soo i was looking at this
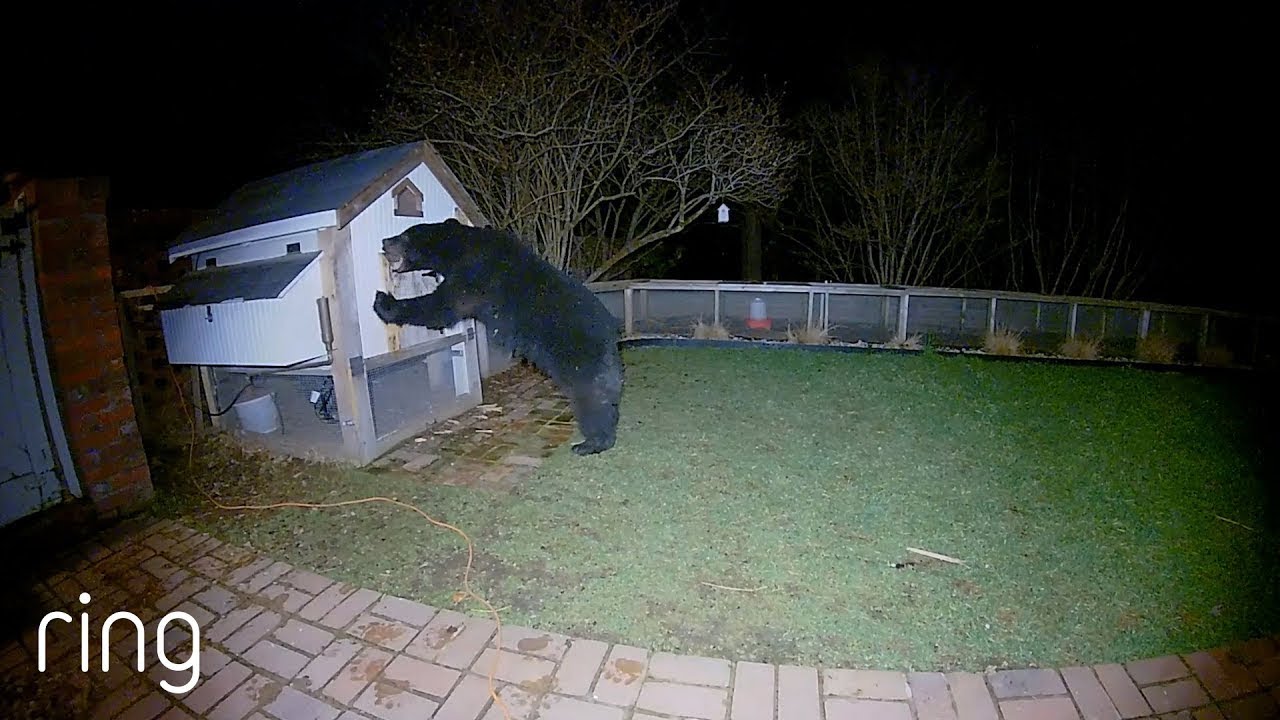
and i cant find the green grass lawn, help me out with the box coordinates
[153,346,1280,671]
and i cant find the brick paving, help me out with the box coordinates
[5,364,1280,719]
[2,517,1278,719]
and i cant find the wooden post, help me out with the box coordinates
[199,366,224,430]
[714,287,722,326]
[317,227,378,464]
[1068,303,1079,338]
[114,296,149,439]
[623,287,634,336]
[1198,314,1211,358]
[190,367,205,433]
[1139,309,1151,339]
[806,290,814,329]
[897,291,910,342]
[988,297,998,334]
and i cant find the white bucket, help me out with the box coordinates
[233,392,281,434]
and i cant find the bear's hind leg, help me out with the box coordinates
[567,355,623,456]
[570,395,619,456]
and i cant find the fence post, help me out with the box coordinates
[806,290,814,329]
[988,297,998,335]
[1139,309,1151,339]
[1198,314,1211,358]
[623,286,634,336]
[713,286,721,327]
[1068,303,1078,338]
[897,290,910,342]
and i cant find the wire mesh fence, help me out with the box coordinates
[589,280,1277,369]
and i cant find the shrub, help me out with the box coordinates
[885,333,924,350]
[1059,335,1101,360]
[983,327,1023,356]
[692,318,731,340]
[1136,334,1179,364]
[786,323,831,345]
[1198,344,1234,367]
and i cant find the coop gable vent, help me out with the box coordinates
[393,179,424,217]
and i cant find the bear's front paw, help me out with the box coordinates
[373,291,398,323]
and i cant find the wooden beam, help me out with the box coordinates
[199,366,225,430]
[118,284,173,298]
[317,226,378,464]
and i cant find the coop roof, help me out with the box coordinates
[169,141,486,261]
[155,251,321,309]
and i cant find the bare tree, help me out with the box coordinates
[358,0,799,281]
[784,61,1002,287]
[1005,151,1145,300]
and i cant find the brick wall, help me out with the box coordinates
[21,176,154,518]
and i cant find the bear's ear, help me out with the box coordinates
[443,218,461,226]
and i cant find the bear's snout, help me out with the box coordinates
[381,238,407,272]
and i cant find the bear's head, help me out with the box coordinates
[381,218,467,275]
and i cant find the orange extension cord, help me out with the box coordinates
[166,363,511,719]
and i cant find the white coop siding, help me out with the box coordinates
[159,259,328,366]
[349,162,470,357]
[191,230,320,269]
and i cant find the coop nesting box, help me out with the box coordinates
[155,141,514,465]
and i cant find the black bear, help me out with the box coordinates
[372,219,623,456]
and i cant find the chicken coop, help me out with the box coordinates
[155,141,514,465]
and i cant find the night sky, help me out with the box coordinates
[3,3,1267,311]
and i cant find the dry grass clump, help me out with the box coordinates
[1058,335,1101,360]
[786,323,832,345]
[983,327,1023,356]
[692,318,731,340]
[1136,334,1178,364]
[1198,344,1234,367]
[884,333,924,350]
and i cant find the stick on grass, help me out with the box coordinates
[905,547,966,565]
[1214,515,1256,532]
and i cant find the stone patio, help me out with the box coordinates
[366,362,578,493]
